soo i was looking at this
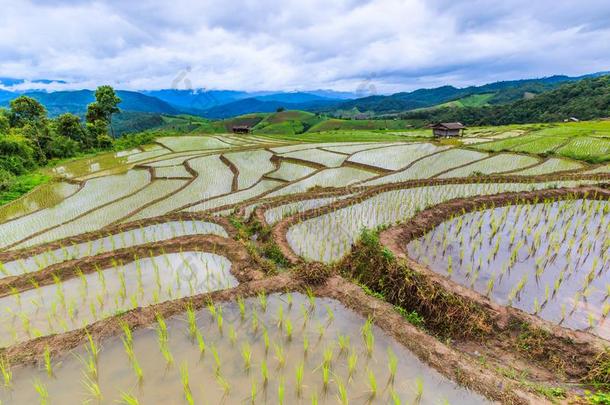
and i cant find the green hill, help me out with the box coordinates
[252,110,324,135]
[403,75,610,126]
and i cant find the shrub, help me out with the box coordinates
[46,136,79,158]
[0,168,15,191]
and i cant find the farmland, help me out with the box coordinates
[0,126,609,404]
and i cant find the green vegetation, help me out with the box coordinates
[254,129,428,143]
[253,111,324,135]
[0,86,122,204]
[470,121,610,163]
[307,117,417,132]
[0,172,49,205]
[433,93,495,109]
[403,75,610,126]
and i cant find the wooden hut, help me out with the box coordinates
[431,122,465,137]
[232,125,251,134]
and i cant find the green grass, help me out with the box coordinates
[509,136,568,154]
[255,129,431,143]
[307,118,416,132]
[439,93,496,108]
[252,111,325,135]
[0,172,50,205]
[471,136,536,152]
[469,121,610,162]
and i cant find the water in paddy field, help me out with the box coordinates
[0,220,228,278]
[0,252,236,347]
[408,199,610,339]
[0,294,489,404]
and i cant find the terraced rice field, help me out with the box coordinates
[407,198,610,339]
[285,180,599,263]
[1,133,609,404]
[0,294,487,404]
[1,219,228,277]
[0,251,236,347]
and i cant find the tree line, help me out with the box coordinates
[0,86,121,191]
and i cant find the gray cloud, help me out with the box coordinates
[1,0,609,93]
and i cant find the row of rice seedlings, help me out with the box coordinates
[0,220,227,278]
[0,250,236,347]
[264,197,347,226]
[408,197,610,337]
[286,180,597,263]
[0,294,480,404]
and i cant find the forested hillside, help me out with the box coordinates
[403,75,610,125]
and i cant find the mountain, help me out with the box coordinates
[253,92,336,103]
[0,90,178,116]
[402,74,610,125]
[142,89,249,112]
[329,73,610,115]
[202,97,339,119]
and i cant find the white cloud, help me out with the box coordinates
[0,0,609,93]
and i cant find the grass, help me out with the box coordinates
[256,129,430,143]
[0,172,50,205]
[471,120,610,163]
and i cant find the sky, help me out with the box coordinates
[1,0,610,94]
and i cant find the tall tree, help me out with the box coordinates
[86,85,121,138]
[55,113,88,146]
[9,96,47,128]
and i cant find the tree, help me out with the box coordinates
[86,102,105,123]
[95,85,122,119]
[0,109,9,134]
[9,96,47,128]
[46,136,79,158]
[86,119,113,148]
[86,85,121,138]
[55,113,88,146]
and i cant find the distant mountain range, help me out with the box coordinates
[0,72,608,119]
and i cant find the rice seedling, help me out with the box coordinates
[82,372,103,401]
[229,325,237,346]
[215,373,231,397]
[278,377,285,405]
[118,392,140,405]
[285,318,293,341]
[43,346,53,377]
[211,344,222,374]
[180,362,194,405]
[237,296,246,320]
[368,368,378,398]
[292,361,304,396]
[0,357,12,387]
[250,378,257,403]
[33,379,49,404]
[258,292,268,312]
[415,377,424,403]
[241,342,252,371]
[388,348,398,383]
[322,362,331,391]
[186,303,198,339]
[348,351,358,380]
[260,358,269,386]
[195,329,206,355]
[274,344,286,369]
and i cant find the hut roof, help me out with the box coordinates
[431,122,466,130]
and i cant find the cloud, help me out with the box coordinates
[1,0,609,93]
